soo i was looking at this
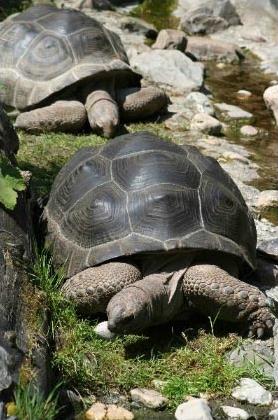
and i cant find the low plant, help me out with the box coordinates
[13,383,60,420]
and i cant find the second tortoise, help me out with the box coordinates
[44,132,276,337]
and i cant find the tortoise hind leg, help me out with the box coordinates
[15,100,87,133]
[61,260,142,315]
[183,263,274,338]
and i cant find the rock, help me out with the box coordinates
[169,92,214,116]
[222,151,249,164]
[164,112,190,131]
[237,90,252,99]
[130,388,168,409]
[153,29,187,51]
[151,379,167,391]
[175,398,213,420]
[221,405,250,419]
[214,103,253,122]
[257,238,278,262]
[94,321,116,340]
[228,339,274,377]
[240,125,258,136]
[190,112,222,135]
[120,16,157,39]
[85,402,106,420]
[130,50,204,95]
[256,190,278,210]
[264,85,278,124]
[231,378,272,405]
[0,347,13,392]
[186,36,244,63]
[270,408,278,419]
[179,0,241,35]
[55,0,114,9]
[106,405,134,420]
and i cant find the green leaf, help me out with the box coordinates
[0,158,26,210]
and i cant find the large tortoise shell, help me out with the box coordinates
[45,132,257,278]
[0,5,132,110]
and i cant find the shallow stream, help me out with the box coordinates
[132,0,278,221]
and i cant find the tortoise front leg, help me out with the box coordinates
[15,100,87,133]
[183,263,275,338]
[117,86,168,121]
[61,261,142,315]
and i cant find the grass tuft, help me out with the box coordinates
[13,383,60,420]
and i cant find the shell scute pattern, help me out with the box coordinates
[45,132,257,277]
[0,5,130,110]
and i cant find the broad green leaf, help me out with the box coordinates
[0,158,26,210]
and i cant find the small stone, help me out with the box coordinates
[214,103,253,122]
[106,404,134,420]
[256,190,278,210]
[175,398,213,420]
[240,125,258,136]
[130,388,168,409]
[94,321,116,340]
[120,16,157,39]
[190,113,222,135]
[270,408,278,419]
[273,400,278,408]
[231,378,272,405]
[237,90,252,98]
[217,63,226,69]
[270,80,278,86]
[221,405,250,419]
[85,402,106,420]
[222,151,249,164]
[153,29,187,51]
[168,92,214,116]
[151,379,167,391]
[186,37,243,63]
[164,112,190,131]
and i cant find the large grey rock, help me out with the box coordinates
[153,29,187,52]
[270,407,278,419]
[179,0,241,35]
[221,405,250,419]
[130,388,168,409]
[175,398,213,420]
[186,36,244,63]
[264,85,278,125]
[0,346,13,392]
[231,378,272,405]
[130,50,204,95]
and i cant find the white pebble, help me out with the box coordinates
[94,321,116,340]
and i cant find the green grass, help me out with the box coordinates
[30,251,275,408]
[13,383,60,420]
[17,131,107,197]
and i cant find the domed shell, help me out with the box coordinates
[45,132,257,278]
[0,5,133,110]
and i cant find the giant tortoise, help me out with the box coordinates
[44,131,275,337]
[0,5,167,138]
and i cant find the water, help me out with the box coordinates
[205,60,278,192]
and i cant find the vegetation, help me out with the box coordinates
[131,0,179,31]
[0,156,26,209]
[0,0,32,21]
[13,383,60,420]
